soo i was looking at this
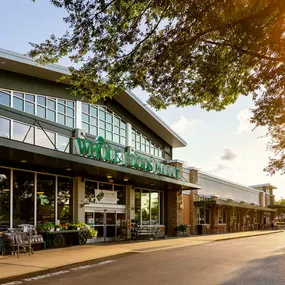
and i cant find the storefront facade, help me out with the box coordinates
[183,169,277,234]
[0,48,199,239]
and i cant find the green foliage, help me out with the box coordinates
[175,224,187,232]
[36,222,54,231]
[29,0,285,175]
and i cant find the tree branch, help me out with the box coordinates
[204,40,285,62]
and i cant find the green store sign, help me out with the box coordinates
[73,136,181,179]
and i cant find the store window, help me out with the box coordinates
[141,190,150,225]
[57,177,73,223]
[13,170,34,226]
[218,209,227,224]
[0,88,75,128]
[13,121,34,144]
[151,192,159,225]
[37,174,55,223]
[114,185,126,205]
[82,103,127,145]
[85,181,96,203]
[0,117,10,139]
[0,167,10,228]
[0,90,11,106]
[199,208,210,224]
[135,190,141,225]
[135,188,163,225]
[132,128,163,158]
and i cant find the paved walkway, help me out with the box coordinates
[0,230,283,282]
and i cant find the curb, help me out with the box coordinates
[0,252,135,284]
[212,230,284,242]
[0,230,283,284]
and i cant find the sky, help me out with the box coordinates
[0,0,284,198]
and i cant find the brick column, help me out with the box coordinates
[189,190,198,234]
[167,190,183,236]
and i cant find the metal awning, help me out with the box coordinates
[194,200,276,212]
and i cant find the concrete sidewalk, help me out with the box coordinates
[0,230,283,283]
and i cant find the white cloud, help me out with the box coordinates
[205,147,239,174]
[220,147,238,161]
[171,116,198,134]
[236,109,253,134]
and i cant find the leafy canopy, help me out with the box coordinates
[29,0,285,174]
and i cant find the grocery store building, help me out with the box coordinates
[0,48,200,241]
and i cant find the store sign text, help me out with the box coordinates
[73,137,181,179]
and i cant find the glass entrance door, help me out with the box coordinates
[85,210,126,242]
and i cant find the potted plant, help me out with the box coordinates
[175,224,188,237]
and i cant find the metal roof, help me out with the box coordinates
[0,48,187,148]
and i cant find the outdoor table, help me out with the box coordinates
[39,230,88,248]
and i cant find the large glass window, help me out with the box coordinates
[0,88,75,128]
[57,177,73,223]
[114,185,125,205]
[13,121,34,144]
[13,170,34,226]
[199,208,210,224]
[0,117,10,138]
[85,181,97,203]
[36,128,55,149]
[82,103,127,145]
[135,189,163,225]
[151,192,159,225]
[135,189,141,225]
[132,128,163,158]
[141,191,150,225]
[218,209,227,224]
[0,168,10,228]
[37,174,55,223]
[0,90,11,106]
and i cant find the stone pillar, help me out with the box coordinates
[189,168,199,184]
[211,206,219,233]
[73,176,85,223]
[126,185,135,220]
[189,190,198,234]
[167,190,183,236]
[270,195,275,206]
[227,208,234,231]
[265,194,269,206]
[259,192,265,207]
[240,209,245,228]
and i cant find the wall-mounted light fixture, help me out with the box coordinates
[20,160,27,163]
[123,176,129,182]
[107,174,112,179]
[108,179,114,183]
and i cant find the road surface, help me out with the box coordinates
[6,232,285,285]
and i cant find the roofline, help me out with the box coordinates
[124,90,187,147]
[249,183,278,190]
[0,48,186,148]
[198,170,263,194]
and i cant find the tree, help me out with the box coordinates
[29,0,285,174]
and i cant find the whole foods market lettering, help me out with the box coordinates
[73,136,181,179]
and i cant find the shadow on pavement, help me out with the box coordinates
[220,246,285,285]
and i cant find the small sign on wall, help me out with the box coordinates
[95,189,117,204]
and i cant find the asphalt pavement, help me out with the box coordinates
[5,231,285,285]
